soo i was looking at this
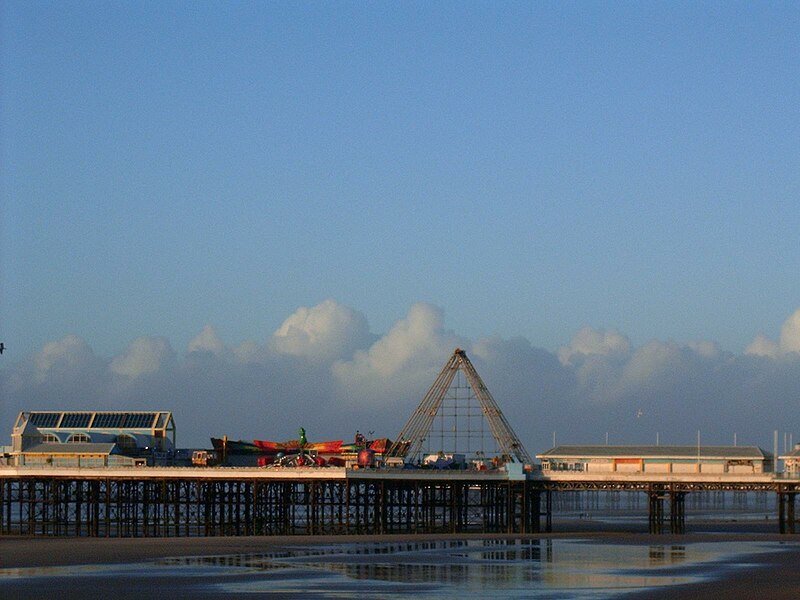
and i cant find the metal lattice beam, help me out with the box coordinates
[387,348,533,463]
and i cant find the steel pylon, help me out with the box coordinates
[387,348,533,463]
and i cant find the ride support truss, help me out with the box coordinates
[387,348,534,464]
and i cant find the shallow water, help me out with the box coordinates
[0,538,789,599]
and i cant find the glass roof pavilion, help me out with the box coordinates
[13,410,176,450]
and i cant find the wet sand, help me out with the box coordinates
[3,531,800,599]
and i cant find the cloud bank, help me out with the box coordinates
[3,300,800,452]
[746,308,800,358]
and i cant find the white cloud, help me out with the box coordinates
[32,335,99,384]
[110,336,175,378]
[746,308,800,357]
[3,303,800,449]
[745,333,780,358]
[780,308,800,354]
[1,335,110,421]
[618,340,684,390]
[187,325,225,355]
[332,303,463,406]
[271,299,372,363]
[558,327,631,365]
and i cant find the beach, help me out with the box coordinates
[3,531,800,599]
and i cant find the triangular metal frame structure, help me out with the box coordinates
[387,348,533,463]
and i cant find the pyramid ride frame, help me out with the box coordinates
[387,348,533,464]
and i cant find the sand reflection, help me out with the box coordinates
[0,538,786,599]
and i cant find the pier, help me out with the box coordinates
[2,466,799,537]
[0,467,538,537]
[539,471,800,534]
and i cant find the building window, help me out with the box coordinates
[41,433,60,443]
[67,433,91,443]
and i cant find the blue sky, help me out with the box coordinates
[2,3,800,448]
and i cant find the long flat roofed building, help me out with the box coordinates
[537,445,773,475]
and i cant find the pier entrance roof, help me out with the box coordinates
[11,411,176,453]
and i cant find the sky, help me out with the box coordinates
[1,3,799,451]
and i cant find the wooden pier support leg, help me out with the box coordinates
[529,486,541,533]
[649,490,665,534]
[669,492,686,534]
[450,482,459,534]
[789,493,796,535]
[779,492,786,534]
[90,480,100,537]
[380,481,388,535]
[0,479,6,535]
[506,483,514,534]
[545,490,553,532]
